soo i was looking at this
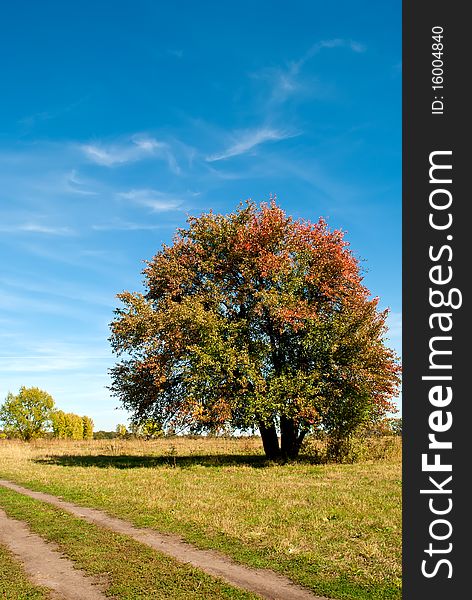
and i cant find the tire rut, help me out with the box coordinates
[0,507,108,600]
[0,479,329,600]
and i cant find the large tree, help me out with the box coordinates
[109,201,400,459]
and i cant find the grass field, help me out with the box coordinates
[0,485,257,599]
[0,437,402,600]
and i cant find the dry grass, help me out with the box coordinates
[0,437,401,600]
[0,486,258,600]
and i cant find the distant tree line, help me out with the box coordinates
[0,386,402,446]
[0,387,94,441]
[94,421,165,440]
[96,418,403,440]
[51,410,94,440]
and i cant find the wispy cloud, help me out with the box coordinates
[0,291,85,322]
[80,134,181,173]
[0,275,114,309]
[117,189,183,212]
[0,222,74,236]
[254,38,366,104]
[206,127,297,162]
[167,48,183,59]
[0,339,113,373]
[18,95,91,133]
[92,219,169,231]
[0,355,112,373]
[65,170,98,195]
[322,39,365,53]
[10,237,129,275]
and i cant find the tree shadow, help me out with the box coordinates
[33,453,297,469]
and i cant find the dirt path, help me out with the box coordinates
[0,479,329,600]
[0,507,108,600]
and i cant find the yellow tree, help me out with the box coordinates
[0,387,55,441]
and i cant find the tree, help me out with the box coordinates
[0,387,55,441]
[51,409,67,438]
[82,416,94,439]
[110,201,401,460]
[66,413,84,439]
[51,410,93,440]
[116,423,128,438]
[390,417,402,436]
[140,419,164,439]
[94,430,117,440]
[125,420,163,439]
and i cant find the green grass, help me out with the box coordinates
[0,438,402,600]
[0,486,258,600]
[0,543,50,599]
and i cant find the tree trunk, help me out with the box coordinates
[280,416,306,460]
[258,420,280,459]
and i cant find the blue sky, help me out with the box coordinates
[0,1,401,430]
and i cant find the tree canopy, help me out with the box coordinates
[0,388,94,442]
[109,201,401,459]
[51,410,94,440]
[0,387,55,441]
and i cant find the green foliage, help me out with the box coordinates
[93,430,118,440]
[51,410,93,440]
[0,387,55,441]
[68,413,84,439]
[82,415,94,439]
[51,410,82,439]
[110,201,401,460]
[115,424,128,438]
[0,390,94,442]
[125,420,164,439]
[50,410,67,438]
[141,420,164,439]
[301,432,402,464]
[358,417,402,438]
[389,417,402,436]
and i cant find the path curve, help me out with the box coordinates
[0,479,329,600]
[0,507,108,600]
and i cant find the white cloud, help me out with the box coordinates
[18,96,90,132]
[132,138,160,152]
[0,275,114,309]
[0,223,74,236]
[206,127,297,162]
[167,49,183,59]
[80,135,181,173]
[309,38,365,54]
[0,290,109,324]
[81,145,114,165]
[92,219,168,231]
[255,38,366,104]
[118,189,183,212]
[0,355,109,373]
[349,41,366,53]
[65,170,98,195]
[0,338,112,374]
[80,142,141,166]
